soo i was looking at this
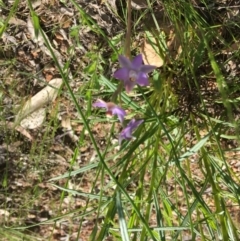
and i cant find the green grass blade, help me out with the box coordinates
[116,191,130,241]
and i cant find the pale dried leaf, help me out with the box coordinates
[142,28,181,66]
[60,6,74,16]
[166,29,182,57]
[20,108,46,129]
[32,0,42,9]
[142,40,164,67]
[0,209,10,217]
[61,116,71,130]
[9,17,26,26]
[13,125,34,141]
[131,0,147,10]
[15,78,63,124]
[2,32,17,45]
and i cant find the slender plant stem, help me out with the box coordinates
[111,0,132,103]
[125,0,132,58]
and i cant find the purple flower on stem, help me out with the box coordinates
[119,119,144,144]
[113,54,156,92]
[93,99,126,123]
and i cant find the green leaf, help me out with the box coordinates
[170,131,212,164]
[84,61,97,74]
[116,191,130,241]
[32,11,40,39]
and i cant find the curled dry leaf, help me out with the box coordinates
[15,78,63,124]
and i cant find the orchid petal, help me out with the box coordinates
[111,106,126,123]
[136,72,149,86]
[93,99,108,108]
[121,128,132,138]
[124,80,136,93]
[113,68,129,82]
[119,128,132,145]
[118,55,132,68]
[131,54,143,69]
[119,119,144,144]
[114,54,156,92]
[128,119,144,130]
[140,65,156,73]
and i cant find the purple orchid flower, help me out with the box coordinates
[119,119,144,144]
[113,54,156,92]
[93,99,126,123]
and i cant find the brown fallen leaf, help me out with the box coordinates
[14,125,34,141]
[141,39,164,67]
[141,29,181,67]
[60,15,72,29]
[0,121,34,141]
